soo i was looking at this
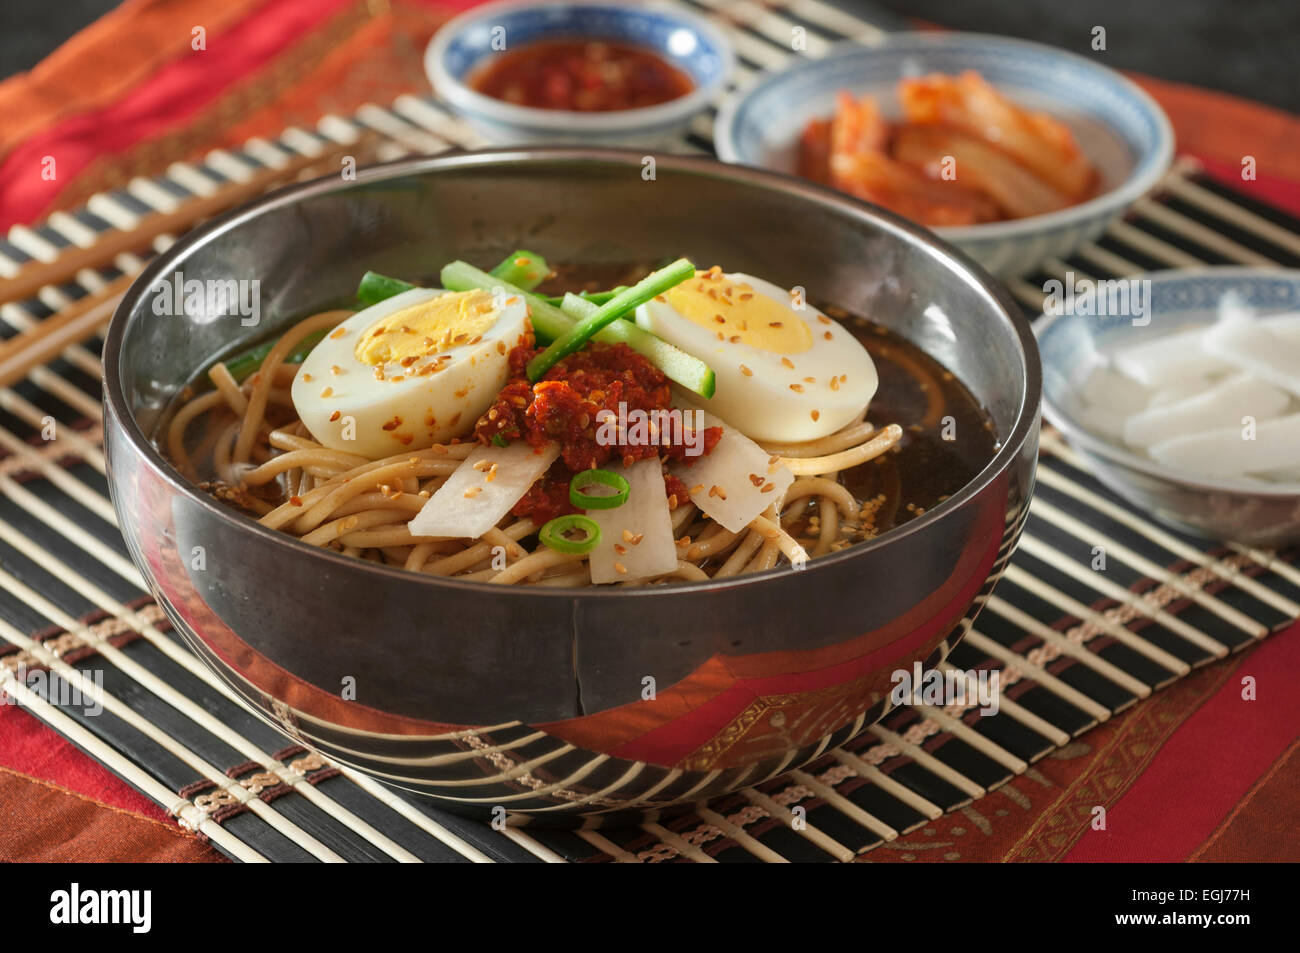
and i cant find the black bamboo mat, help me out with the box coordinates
[2,0,1298,862]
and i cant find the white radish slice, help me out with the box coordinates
[1072,404,1128,442]
[1149,412,1300,478]
[1203,318,1300,397]
[1111,326,1233,387]
[672,410,794,533]
[1079,364,1151,415]
[408,441,559,539]
[1262,311,1300,344]
[1122,375,1290,448]
[1149,375,1215,407]
[586,459,677,585]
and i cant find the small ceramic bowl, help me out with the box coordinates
[714,32,1174,278]
[1037,267,1300,547]
[425,0,733,147]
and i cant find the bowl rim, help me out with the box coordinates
[1036,265,1300,499]
[712,30,1175,243]
[424,0,735,133]
[103,146,1041,600]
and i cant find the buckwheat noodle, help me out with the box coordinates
[163,310,912,585]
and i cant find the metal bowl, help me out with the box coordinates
[102,149,1040,825]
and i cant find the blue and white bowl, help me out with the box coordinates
[714,33,1174,278]
[426,0,733,147]
[1036,267,1300,546]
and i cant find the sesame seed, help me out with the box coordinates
[302,373,313,382]
[811,410,820,421]
[804,376,815,383]
[331,365,343,375]
[614,562,628,575]
[689,484,704,495]
[830,378,840,391]
[790,383,804,393]
[824,331,833,340]
[320,387,333,397]
[329,327,347,339]
[817,315,831,325]
[473,460,493,471]
[740,365,753,377]
[464,486,482,498]
[329,410,341,422]
[290,495,303,507]
[497,341,507,355]
[614,543,627,555]
[781,357,794,369]
[729,335,741,343]
[761,482,775,493]
[739,293,753,300]
[713,314,726,324]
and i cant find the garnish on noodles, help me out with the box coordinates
[163,249,992,586]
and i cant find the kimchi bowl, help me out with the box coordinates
[714,33,1174,278]
[103,149,1039,824]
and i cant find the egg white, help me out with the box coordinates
[291,288,530,459]
[636,272,877,442]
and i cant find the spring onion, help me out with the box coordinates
[356,271,416,306]
[224,328,328,382]
[560,294,716,399]
[539,514,601,554]
[489,250,550,290]
[525,258,695,381]
[570,468,630,509]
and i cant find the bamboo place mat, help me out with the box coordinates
[2,0,1299,863]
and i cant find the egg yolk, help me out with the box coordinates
[663,273,813,354]
[354,289,501,367]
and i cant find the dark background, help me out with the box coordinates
[1,0,1296,112]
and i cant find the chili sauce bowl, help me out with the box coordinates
[425,0,734,147]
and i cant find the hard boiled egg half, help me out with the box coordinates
[635,271,877,442]
[292,287,530,459]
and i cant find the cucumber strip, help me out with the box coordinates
[356,272,415,306]
[439,260,572,342]
[561,294,716,399]
[526,258,694,381]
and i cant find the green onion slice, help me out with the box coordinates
[539,514,601,554]
[570,468,630,509]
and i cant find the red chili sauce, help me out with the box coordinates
[474,342,721,524]
[469,39,693,112]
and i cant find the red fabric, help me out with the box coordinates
[1064,620,1300,862]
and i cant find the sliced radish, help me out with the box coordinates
[408,440,559,539]
[1123,374,1289,448]
[672,409,794,533]
[587,459,677,584]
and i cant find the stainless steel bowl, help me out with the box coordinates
[103,149,1040,825]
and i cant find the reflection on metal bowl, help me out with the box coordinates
[103,149,1040,825]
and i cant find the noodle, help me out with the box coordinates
[159,300,950,586]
